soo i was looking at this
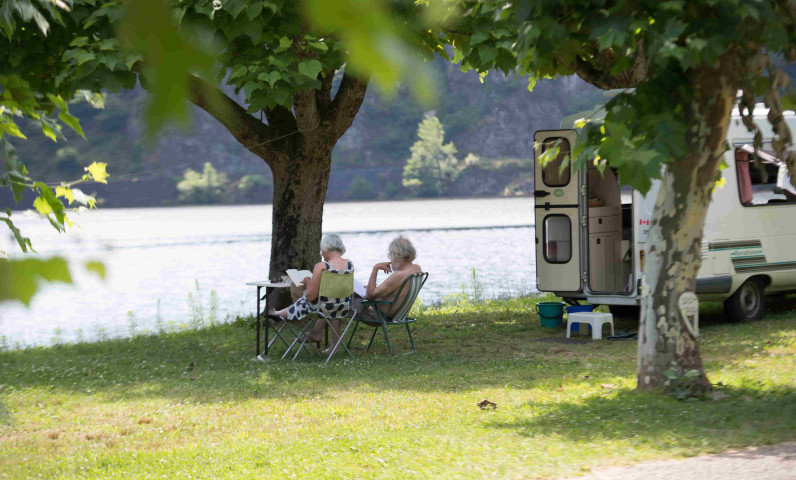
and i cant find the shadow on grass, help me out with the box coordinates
[484,386,796,450]
[0,321,592,404]
[1,301,794,407]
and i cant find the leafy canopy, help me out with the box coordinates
[444,0,796,192]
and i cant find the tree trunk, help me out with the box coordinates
[637,66,740,393]
[268,145,332,280]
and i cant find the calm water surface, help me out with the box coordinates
[0,198,536,347]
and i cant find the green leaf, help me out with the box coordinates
[0,257,72,306]
[246,2,263,20]
[477,45,497,64]
[0,216,34,253]
[75,50,96,65]
[275,36,292,53]
[243,19,262,43]
[98,38,118,51]
[308,41,328,53]
[0,121,27,139]
[229,64,248,79]
[243,80,260,98]
[58,112,85,139]
[297,59,322,80]
[33,196,53,215]
[87,162,109,184]
[55,186,75,205]
[70,36,89,47]
[271,88,289,107]
[257,71,281,86]
[124,53,144,70]
[85,260,106,279]
[470,31,489,45]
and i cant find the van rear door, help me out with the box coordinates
[534,130,582,293]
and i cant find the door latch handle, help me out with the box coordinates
[534,190,551,198]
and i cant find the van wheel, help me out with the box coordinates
[725,278,765,322]
[608,305,640,319]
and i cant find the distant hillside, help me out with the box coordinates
[4,58,603,208]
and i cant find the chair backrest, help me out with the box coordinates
[387,272,429,321]
[319,270,354,299]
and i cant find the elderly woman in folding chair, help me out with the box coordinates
[268,234,354,355]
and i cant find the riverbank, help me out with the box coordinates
[1,297,794,479]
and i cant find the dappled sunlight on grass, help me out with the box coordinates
[1,295,794,478]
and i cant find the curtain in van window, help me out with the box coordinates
[736,151,753,205]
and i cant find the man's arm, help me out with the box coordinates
[366,264,404,300]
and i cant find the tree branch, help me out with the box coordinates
[185,75,276,163]
[564,43,648,90]
[324,69,370,140]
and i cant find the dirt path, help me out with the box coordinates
[561,442,796,480]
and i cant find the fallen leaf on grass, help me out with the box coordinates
[600,384,615,389]
[47,431,60,440]
[477,399,497,410]
[138,417,152,424]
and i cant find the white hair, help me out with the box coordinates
[320,234,346,254]
[388,236,416,263]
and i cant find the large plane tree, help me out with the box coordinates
[444,0,796,393]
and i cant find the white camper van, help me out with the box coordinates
[533,104,796,322]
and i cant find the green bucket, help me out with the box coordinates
[536,302,565,328]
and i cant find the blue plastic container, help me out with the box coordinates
[565,305,596,333]
[565,305,596,314]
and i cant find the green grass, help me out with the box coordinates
[1,295,795,479]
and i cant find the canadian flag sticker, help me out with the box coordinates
[639,219,650,226]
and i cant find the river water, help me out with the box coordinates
[0,197,536,347]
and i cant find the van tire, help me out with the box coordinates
[608,305,640,320]
[725,278,765,322]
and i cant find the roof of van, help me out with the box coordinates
[561,101,794,129]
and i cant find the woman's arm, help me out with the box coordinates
[303,262,327,302]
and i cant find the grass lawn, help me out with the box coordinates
[1,296,794,479]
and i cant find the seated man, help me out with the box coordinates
[358,236,422,320]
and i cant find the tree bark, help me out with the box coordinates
[637,57,742,393]
[268,146,332,278]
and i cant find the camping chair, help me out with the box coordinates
[283,270,357,364]
[267,314,320,357]
[346,272,428,356]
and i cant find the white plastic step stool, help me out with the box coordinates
[566,312,614,340]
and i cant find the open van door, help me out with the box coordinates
[534,130,582,293]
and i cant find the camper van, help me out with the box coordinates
[533,103,796,322]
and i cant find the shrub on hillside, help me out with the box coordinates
[402,115,461,197]
[176,162,229,204]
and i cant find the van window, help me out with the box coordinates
[736,147,796,206]
[543,215,572,263]
[541,138,571,187]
